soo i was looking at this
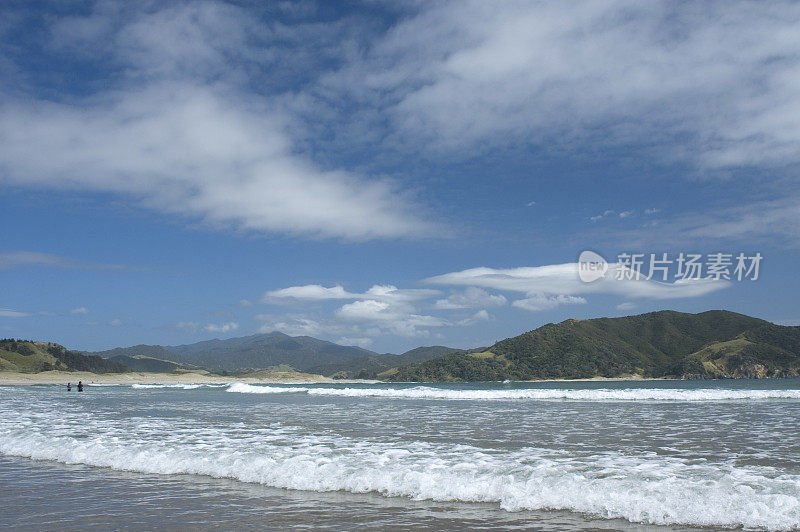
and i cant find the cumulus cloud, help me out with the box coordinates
[457,309,492,326]
[260,283,486,338]
[265,284,439,303]
[109,318,124,327]
[69,306,89,315]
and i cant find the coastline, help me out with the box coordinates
[0,370,664,386]
[0,370,362,386]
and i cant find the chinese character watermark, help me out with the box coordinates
[578,251,762,283]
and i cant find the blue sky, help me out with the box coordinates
[2,0,799,352]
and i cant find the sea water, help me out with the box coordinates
[1,379,799,530]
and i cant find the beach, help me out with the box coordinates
[0,370,656,386]
[2,379,799,530]
[0,370,343,386]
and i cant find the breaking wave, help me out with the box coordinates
[225,382,800,402]
[0,412,798,530]
[131,383,224,390]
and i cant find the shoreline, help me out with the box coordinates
[0,370,375,386]
[0,370,666,386]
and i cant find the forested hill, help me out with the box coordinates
[385,310,800,381]
[88,332,378,373]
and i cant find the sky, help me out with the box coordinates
[1,0,799,353]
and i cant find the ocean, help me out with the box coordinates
[1,379,799,530]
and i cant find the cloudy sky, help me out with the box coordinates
[2,0,799,352]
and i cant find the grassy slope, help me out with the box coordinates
[0,340,128,374]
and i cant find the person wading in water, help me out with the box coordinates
[77,381,83,392]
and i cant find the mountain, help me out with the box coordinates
[1,339,127,373]
[106,355,196,373]
[308,346,467,379]
[385,311,800,381]
[89,332,378,373]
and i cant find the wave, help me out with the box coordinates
[226,382,800,402]
[131,383,224,390]
[0,414,797,530]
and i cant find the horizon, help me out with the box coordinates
[2,1,800,352]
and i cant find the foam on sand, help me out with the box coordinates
[0,408,798,530]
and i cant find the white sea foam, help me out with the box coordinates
[131,383,224,390]
[226,382,800,402]
[0,408,798,530]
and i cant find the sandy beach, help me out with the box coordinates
[0,370,659,386]
[0,370,349,386]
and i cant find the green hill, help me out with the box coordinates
[1,339,128,373]
[89,332,378,373]
[385,311,800,381]
[106,354,195,373]
[308,346,466,379]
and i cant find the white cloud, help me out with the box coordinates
[615,196,800,247]
[426,262,728,305]
[335,1,800,169]
[434,287,506,309]
[109,318,124,327]
[0,4,434,241]
[263,283,446,337]
[204,321,239,333]
[0,251,126,271]
[590,210,617,223]
[457,309,491,325]
[0,309,31,318]
[335,300,447,337]
[337,336,374,349]
[512,295,587,312]
[265,284,439,303]
[69,306,89,315]
[616,302,637,311]
[0,85,432,240]
[265,284,357,301]
[176,321,239,333]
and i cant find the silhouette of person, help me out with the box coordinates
[77,381,84,392]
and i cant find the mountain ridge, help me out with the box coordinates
[385,310,800,381]
[87,332,378,373]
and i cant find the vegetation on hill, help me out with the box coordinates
[107,354,195,373]
[1,339,128,373]
[89,332,377,373]
[385,311,800,381]
[309,346,466,379]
